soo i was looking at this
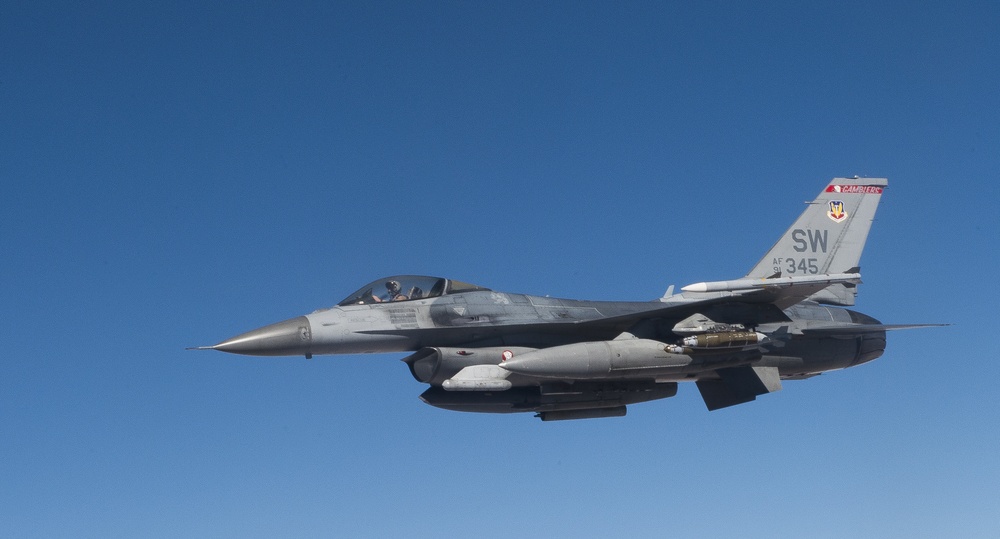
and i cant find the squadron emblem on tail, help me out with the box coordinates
[827,200,848,223]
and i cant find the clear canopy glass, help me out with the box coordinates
[337,275,490,306]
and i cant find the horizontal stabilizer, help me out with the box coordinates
[696,366,782,411]
[801,323,949,335]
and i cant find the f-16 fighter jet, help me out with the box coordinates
[195,178,940,420]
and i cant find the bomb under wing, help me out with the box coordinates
[194,177,944,420]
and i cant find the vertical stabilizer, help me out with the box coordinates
[744,178,887,305]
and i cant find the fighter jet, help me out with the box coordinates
[194,178,940,420]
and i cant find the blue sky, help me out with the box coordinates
[2,1,998,537]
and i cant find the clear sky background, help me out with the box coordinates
[3,2,998,537]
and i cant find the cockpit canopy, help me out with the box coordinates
[337,275,491,306]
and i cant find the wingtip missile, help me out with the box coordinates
[681,272,862,293]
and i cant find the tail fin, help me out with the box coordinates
[744,177,887,306]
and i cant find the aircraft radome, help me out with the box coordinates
[193,178,942,421]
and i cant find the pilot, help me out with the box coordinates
[374,280,408,302]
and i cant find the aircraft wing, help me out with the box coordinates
[678,271,863,309]
[574,272,864,330]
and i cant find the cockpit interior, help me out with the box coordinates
[337,275,491,306]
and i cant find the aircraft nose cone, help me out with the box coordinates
[210,316,312,356]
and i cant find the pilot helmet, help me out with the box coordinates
[386,280,401,293]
